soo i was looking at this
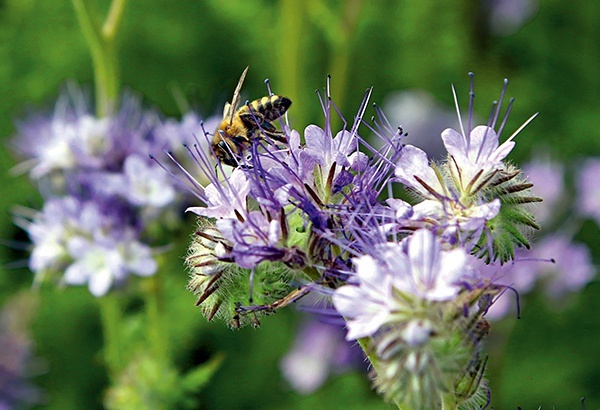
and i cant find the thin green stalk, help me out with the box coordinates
[102,0,126,40]
[71,0,126,116]
[98,294,125,380]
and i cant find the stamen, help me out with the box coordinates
[264,77,273,96]
[506,112,539,143]
[497,98,514,139]
[468,72,475,137]
[452,83,467,144]
[491,78,509,130]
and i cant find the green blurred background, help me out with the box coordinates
[1,0,600,408]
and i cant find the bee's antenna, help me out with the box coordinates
[229,66,249,125]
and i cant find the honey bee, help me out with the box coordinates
[211,66,292,166]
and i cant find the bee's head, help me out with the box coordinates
[211,132,240,167]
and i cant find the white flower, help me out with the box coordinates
[333,230,468,340]
[395,145,444,199]
[442,125,515,192]
[333,255,394,340]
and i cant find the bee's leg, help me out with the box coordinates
[260,123,288,144]
[234,284,312,315]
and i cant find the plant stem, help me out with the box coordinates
[102,0,126,40]
[143,268,170,367]
[278,0,306,128]
[98,294,124,380]
[71,0,126,117]
[327,0,363,121]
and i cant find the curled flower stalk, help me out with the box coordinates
[167,73,539,407]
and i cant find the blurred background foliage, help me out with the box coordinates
[1,0,599,408]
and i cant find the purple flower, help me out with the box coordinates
[395,144,502,242]
[216,211,282,269]
[304,125,365,171]
[531,235,594,297]
[11,83,224,295]
[121,155,176,208]
[394,76,539,263]
[443,125,515,191]
[383,89,460,159]
[395,145,445,199]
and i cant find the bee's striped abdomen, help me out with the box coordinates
[247,95,292,121]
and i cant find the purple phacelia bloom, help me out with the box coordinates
[216,211,283,269]
[13,86,157,179]
[64,234,156,297]
[532,234,594,297]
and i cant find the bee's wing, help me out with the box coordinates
[228,66,249,125]
[223,102,232,119]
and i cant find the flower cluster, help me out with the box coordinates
[174,74,540,406]
[12,84,218,296]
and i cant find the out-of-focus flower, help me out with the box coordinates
[576,158,600,225]
[523,157,564,225]
[384,89,460,159]
[17,196,157,297]
[280,318,363,394]
[533,234,594,297]
[0,293,43,408]
[483,0,539,35]
[474,233,594,320]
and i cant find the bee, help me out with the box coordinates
[211,66,292,166]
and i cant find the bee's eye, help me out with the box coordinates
[217,140,229,151]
